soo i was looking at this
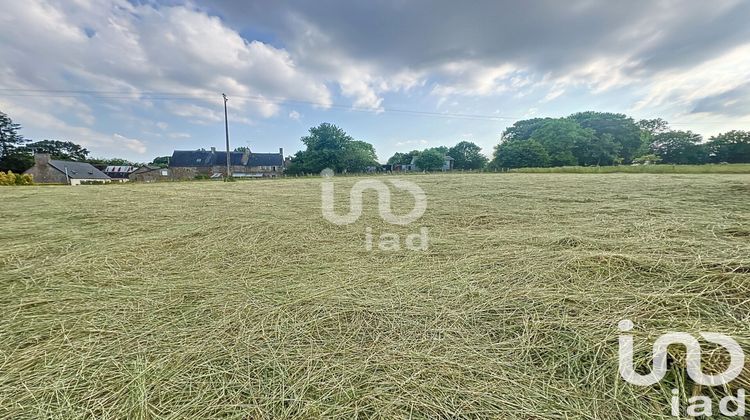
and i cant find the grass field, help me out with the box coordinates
[2,173,750,418]
[508,163,750,174]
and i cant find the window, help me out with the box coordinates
[161,170,168,176]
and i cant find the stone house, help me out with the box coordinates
[24,153,111,185]
[169,147,285,179]
[128,165,171,182]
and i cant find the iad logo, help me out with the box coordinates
[618,319,746,417]
[320,168,428,251]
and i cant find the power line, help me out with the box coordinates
[0,88,521,122]
[1,87,749,125]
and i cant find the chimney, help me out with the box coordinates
[279,147,284,157]
[210,147,216,153]
[34,153,50,166]
[241,148,250,165]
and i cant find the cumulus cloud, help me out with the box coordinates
[2,0,750,158]
[206,0,750,110]
[0,0,332,154]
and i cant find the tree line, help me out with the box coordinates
[0,111,166,172]
[3,108,749,175]
[284,123,489,174]
[490,112,750,169]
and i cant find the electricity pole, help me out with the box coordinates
[222,93,230,178]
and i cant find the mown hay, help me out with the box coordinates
[1,173,749,418]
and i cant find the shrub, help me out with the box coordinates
[15,173,33,185]
[0,171,17,186]
[0,171,33,186]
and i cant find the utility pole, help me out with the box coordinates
[222,93,230,178]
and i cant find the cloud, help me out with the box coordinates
[395,139,429,147]
[206,0,750,107]
[0,0,333,154]
[112,134,147,154]
[288,110,301,120]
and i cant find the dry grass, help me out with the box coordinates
[1,173,749,419]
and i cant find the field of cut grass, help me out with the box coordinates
[1,173,750,418]
[509,163,750,174]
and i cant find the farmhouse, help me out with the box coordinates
[24,153,111,185]
[169,147,285,179]
[128,165,171,182]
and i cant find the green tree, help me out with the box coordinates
[0,152,33,173]
[150,156,171,167]
[27,140,90,161]
[706,130,750,163]
[649,131,707,164]
[502,118,554,142]
[0,111,31,172]
[0,111,26,159]
[568,112,642,163]
[527,119,593,166]
[286,123,378,174]
[491,140,550,169]
[341,140,379,172]
[387,150,420,165]
[413,148,445,171]
[448,141,488,170]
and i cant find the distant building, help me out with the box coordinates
[169,147,285,179]
[129,165,171,182]
[103,165,137,182]
[24,153,111,185]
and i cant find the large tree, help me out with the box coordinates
[0,111,32,173]
[0,111,25,158]
[568,112,642,163]
[27,140,90,161]
[413,148,445,171]
[491,140,550,169]
[286,123,378,174]
[528,119,596,166]
[649,131,707,164]
[448,141,488,170]
[501,118,554,142]
[706,130,750,163]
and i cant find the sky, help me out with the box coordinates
[2,0,750,163]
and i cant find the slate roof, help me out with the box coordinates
[170,150,283,168]
[248,153,283,167]
[48,160,111,180]
[169,150,214,167]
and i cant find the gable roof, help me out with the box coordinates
[48,160,110,180]
[247,153,283,167]
[170,149,283,168]
[170,150,214,167]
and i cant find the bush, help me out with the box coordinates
[0,171,33,186]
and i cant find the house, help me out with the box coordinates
[129,165,171,182]
[169,147,285,179]
[103,165,137,182]
[24,153,111,185]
